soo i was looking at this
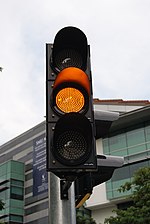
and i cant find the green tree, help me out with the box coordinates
[0,200,4,211]
[0,200,4,224]
[76,214,97,224]
[104,166,150,224]
[76,206,97,224]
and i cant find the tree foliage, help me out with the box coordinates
[0,200,4,211]
[104,166,150,224]
[0,200,4,224]
[76,214,97,224]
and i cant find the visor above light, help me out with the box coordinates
[52,67,90,114]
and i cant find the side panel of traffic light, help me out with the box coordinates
[46,27,97,179]
[75,155,124,208]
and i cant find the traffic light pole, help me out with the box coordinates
[48,172,76,224]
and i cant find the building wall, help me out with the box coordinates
[86,118,150,224]
[92,205,116,224]
[86,138,109,209]
[104,121,150,200]
[94,103,144,113]
[86,183,109,209]
[0,161,24,223]
[0,122,49,224]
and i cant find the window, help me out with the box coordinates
[145,125,150,153]
[145,125,150,142]
[10,186,24,200]
[111,166,130,182]
[109,134,127,152]
[130,160,149,176]
[11,179,24,187]
[117,201,133,210]
[10,214,23,222]
[106,161,150,200]
[127,128,146,154]
[103,123,150,200]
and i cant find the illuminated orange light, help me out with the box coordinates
[53,67,90,113]
[56,87,84,113]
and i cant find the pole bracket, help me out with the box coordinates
[60,180,72,200]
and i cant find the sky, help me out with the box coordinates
[0,0,150,145]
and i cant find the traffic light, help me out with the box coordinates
[75,111,123,208]
[75,155,124,208]
[46,26,97,180]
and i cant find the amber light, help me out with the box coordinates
[56,87,84,113]
[53,67,90,113]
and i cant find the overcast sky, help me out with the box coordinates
[0,0,150,145]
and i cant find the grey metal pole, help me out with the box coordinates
[48,172,76,224]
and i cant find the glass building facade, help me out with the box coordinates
[103,121,150,200]
[0,161,24,224]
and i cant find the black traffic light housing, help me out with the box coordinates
[46,26,97,180]
[75,110,122,208]
[94,110,119,139]
[75,154,124,208]
[51,26,88,73]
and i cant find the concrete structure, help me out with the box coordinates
[0,99,150,224]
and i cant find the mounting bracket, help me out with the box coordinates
[60,180,72,200]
